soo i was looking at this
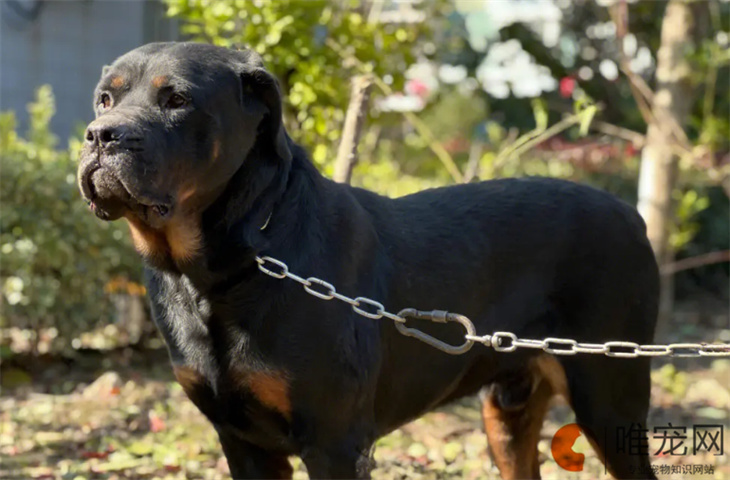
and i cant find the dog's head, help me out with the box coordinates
[78,42,290,262]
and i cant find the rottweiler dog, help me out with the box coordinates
[78,42,658,479]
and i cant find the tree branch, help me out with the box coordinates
[333,75,373,184]
[661,250,730,275]
[326,38,464,183]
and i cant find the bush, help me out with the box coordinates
[0,86,141,344]
[164,0,448,175]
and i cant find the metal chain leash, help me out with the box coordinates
[464,333,730,358]
[255,255,730,358]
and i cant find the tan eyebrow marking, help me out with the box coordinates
[152,75,168,88]
[110,76,125,88]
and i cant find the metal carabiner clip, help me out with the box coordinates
[394,308,476,355]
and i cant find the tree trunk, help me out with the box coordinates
[637,0,706,329]
[333,75,373,184]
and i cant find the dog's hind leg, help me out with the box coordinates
[480,360,555,479]
[561,356,656,479]
[555,250,658,479]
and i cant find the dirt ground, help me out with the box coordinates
[2,320,729,480]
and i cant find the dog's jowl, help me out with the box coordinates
[79,42,659,479]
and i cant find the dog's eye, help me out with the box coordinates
[165,93,188,109]
[99,93,112,110]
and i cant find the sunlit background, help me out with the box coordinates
[1,1,728,478]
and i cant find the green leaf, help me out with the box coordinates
[578,104,597,137]
[531,98,548,131]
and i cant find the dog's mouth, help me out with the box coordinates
[78,152,173,225]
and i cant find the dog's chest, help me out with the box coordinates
[153,274,292,445]
[171,362,291,442]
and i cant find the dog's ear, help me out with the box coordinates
[239,67,292,163]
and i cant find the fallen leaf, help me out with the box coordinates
[81,450,110,459]
[406,442,428,458]
[128,440,154,456]
[442,441,463,462]
[148,411,165,432]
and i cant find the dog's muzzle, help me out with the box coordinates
[78,118,172,224]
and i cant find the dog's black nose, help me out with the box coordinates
[85,123,125,148]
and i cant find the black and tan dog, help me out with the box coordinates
[78,42,658,479]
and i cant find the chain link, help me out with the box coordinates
[255,255,730,358]
[254,256,473,354]
[464,334,730,357]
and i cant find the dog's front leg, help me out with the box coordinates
[216,427,292,479]
[301,436,375,480]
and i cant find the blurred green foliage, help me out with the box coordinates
[164,0,448,176]
[0,87,141,340]
[1,1,727,351]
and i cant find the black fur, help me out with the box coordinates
[79,42,659,479]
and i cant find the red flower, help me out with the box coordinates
[624,143,639,157]
[406,79,429,98]
[559,77,576,98]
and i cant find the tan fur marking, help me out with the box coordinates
[125,215,167,258]
[110,76,125,88]
[125,210,202,264]
[165,216,202,262]
[248,371,292,419]
[211,139,221,161]
[152,75,168,88]
[173,366,205,396]
[479,355,570,479]
[481,375,554,479]
[231,368,292,419]
[533,354,570,402]
[481,398,521,478]
[177,185,197,207]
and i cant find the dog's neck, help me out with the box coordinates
[152,139,323,292]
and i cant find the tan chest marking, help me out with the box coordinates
[126,215,167,260]
[164,216,202,262]
[125,213,202,264]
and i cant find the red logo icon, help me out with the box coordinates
[551,423,585,472]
